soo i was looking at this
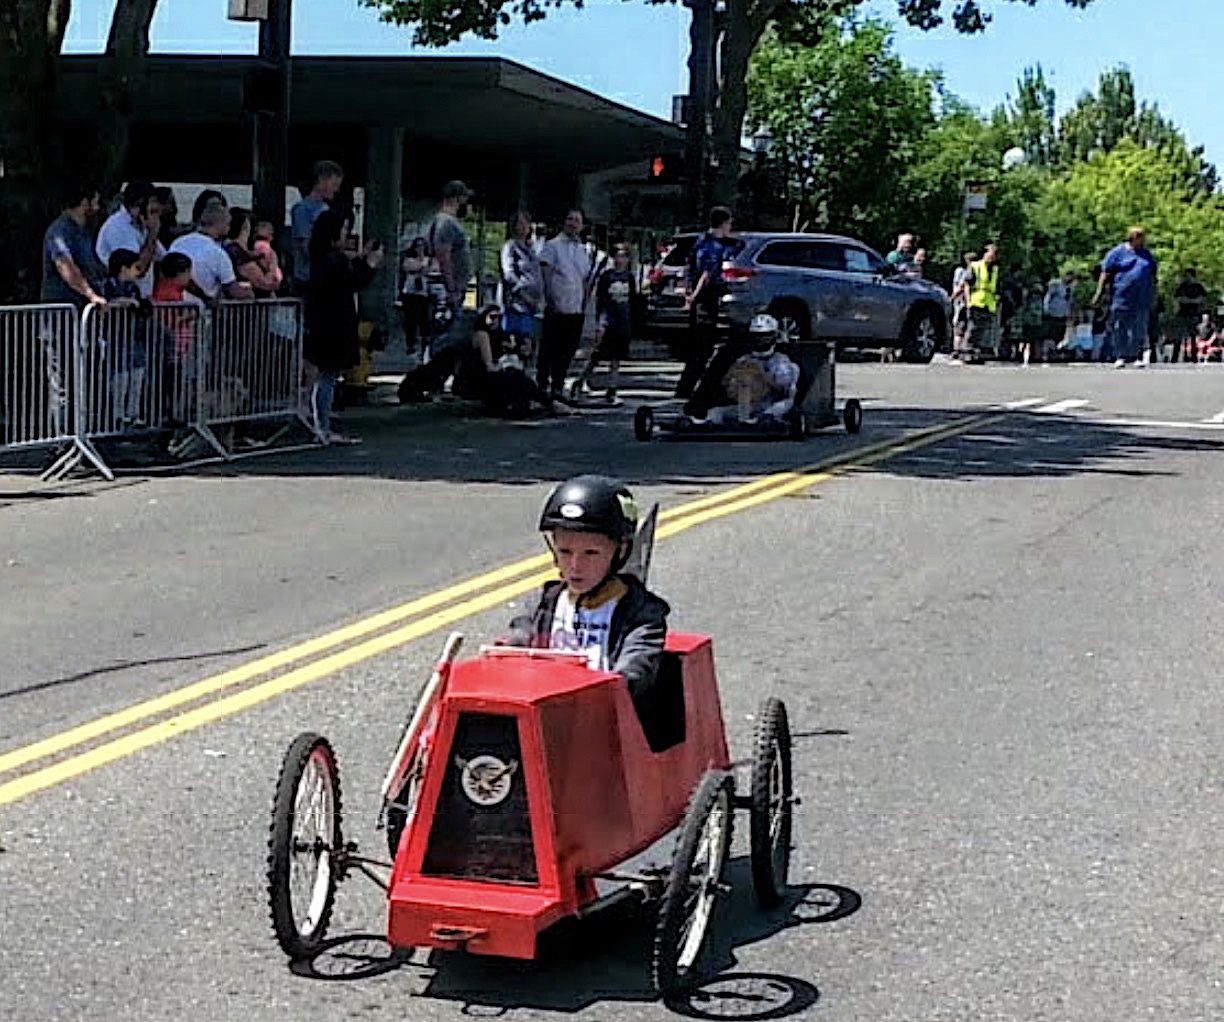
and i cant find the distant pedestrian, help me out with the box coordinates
[500,211,544,356]
[951,251,976,358]
[1094,227,1158,369]
[574,244,636,406]
[911,248,927,279]
[42,181,106,310]
[1035,271,1074,365]
[538,209,594,398]
[886,233,916,274]
[303,210,384,445]
[399,237,433,359]
[1172,268,1208,364]
[677,205,734,398]
[964,244,1001,361]
[290,160,344,294]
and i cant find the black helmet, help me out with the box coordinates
[539,475,638,542]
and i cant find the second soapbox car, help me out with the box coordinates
[266,628,795,996]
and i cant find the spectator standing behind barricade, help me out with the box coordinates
[252,220,286,297]
[574,244,636,406]
[1094,226,1158,369]
[964,243,1001,362]
[42,182,107,310]
[500,211,544,357]
[152,253,201,426]
[155,187,185,248]
[100,250,150,429]
[1172,268,1208,364]
[170,202,255,303]
[95,181,165,299]
[538,209,595,400]
[291,160,345,296]
[304,209,384,446]
[191,190,227,226]
[225,208,284,298]
[399,237,433,359]
[950,252,976,359]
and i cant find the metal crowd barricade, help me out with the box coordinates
[198,299,310,455]
[0,303,113,480]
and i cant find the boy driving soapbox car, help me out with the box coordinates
[265,477,797,997]
[635,314,863,442]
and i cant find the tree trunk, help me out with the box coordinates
[98,0,158,192]
[709,0,770,213]
[0,0,74,301]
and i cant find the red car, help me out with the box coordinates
[266,629,794,996]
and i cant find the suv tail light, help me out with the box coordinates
[722,265,757,282]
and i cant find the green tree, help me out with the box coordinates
[1040,140,1224,299]
[746,22,938,241]
[362,0,1101,215]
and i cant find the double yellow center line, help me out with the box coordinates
[0,413,998,807]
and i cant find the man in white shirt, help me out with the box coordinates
[95,181,165,298]
[169,202,253,302]
[537,209,594,397]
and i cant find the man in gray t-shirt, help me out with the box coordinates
[431,180,473,316]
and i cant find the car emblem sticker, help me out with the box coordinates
[456,754,519,807]
[559,502,584,519]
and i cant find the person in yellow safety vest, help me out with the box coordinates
[962,243,1000,362]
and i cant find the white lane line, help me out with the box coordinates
[1035,399,1090,414]
[1204,411,1224,424]
[1002,397,1048,409]
[1094,418,1224,432]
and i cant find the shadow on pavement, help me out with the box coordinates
[290,864,859,1018]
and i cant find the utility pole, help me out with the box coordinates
[251,0,292,231]
[684,0,718,224]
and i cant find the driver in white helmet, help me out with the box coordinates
[694,314,800,425]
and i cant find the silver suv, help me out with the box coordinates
[720,232,951,362]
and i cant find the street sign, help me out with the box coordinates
[963,184,989,213]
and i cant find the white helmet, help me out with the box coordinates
[748,313,779,352]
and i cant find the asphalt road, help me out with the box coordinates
[1,360,1222,1021]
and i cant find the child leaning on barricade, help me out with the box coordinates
[101,249,151,430]
[152,252,202,425]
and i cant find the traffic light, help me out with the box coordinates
[647,154,682,184]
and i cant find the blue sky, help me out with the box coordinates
[66,0,1223,165]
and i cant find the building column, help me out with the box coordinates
[362,125,405,350]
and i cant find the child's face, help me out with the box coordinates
[614,251,631,271]
[255,222,274,241]
[170,271,192,290]
[119,265,141,283]
[551,528,619,595]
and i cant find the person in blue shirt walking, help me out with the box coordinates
[1094,227,1158,368]
[676,206,734,398]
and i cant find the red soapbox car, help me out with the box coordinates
[266,624,795,996]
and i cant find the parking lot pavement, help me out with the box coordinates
[3,360,1224,1021]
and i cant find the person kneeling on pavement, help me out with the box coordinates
[686,314,800,426]
[453,304,571,418]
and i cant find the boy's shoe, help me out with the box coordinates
[1114,359,1127,368]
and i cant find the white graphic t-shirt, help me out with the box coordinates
[548,584,623,670]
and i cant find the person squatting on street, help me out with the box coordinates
[303,209,384,445]
[677,205,734,398]
[574,244,637,406]
[454,304,570,419]
[503,475,669,700]
[538,209,594,398]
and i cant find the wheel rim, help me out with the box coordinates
[289,748,335,938]
[767,743,789,884]
[675,790,730,971]
[915,317,937,358]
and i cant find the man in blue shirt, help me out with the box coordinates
[1095,226,1158,367]
[676,205,734,398]
[290,160,344,294]
[42,182,107,310]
